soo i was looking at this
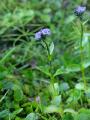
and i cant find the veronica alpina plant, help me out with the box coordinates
[35,28,55,87]
[35,28,52,71]
[74,5,87,89]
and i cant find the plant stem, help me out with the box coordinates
[42,40,55,94]
[80,20,87,89]
[42,40,52,73]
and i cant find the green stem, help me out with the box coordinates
[43,39,50,56]
[42,40,55,95]
[42,40,52,73]
[80,20,87,89]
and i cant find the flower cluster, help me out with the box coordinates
[35,28,51,40]
[74,6,86,16]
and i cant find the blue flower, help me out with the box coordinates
[74,6,86,16]
[35,28,51,40]
[35,31,42,40]
[41,28,51,36]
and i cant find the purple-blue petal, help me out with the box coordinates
[74,6,86,15]
[41,28,51,36]
[35,28,51,40]
[35,31,42,40]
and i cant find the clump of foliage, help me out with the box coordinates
[0,0,90,120]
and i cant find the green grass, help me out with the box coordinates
[0,0,90,120]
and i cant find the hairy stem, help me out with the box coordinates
[80,20,87,89]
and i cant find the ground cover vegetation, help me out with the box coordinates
[0,0,90,120]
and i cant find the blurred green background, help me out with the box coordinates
[0,0,90,120]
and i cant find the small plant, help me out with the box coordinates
[33,4,89,119]
[35,28,55,87]
[0,1,90,120]
[74,5,87,89]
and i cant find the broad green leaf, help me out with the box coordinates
[66,89,81,103]
[59,82,70,92]
[64,109,77,114]
[51,95,61,107]
[43,105,59,113]
[49,42,54,55]
[40,14,51,23]
[54,61,90,76]
[25,113,38,120]
[49,83,59,96]
[85,88,90,99]
[79,108,90,114]
[13,85,23,102]
[35,66,51,77]
[74,113,90,120]
[74,108,90,120]
[65,65,81,73]
[0,110,9,118]
[2,81,14,90]
[75,83,85,90]
[54,64,81,77]
[65,15,75,24]
[54,68,64,77]
[62,113,74,120]
[54,83,59,95]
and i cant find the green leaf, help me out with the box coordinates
[66,89,81,103]
[54,61,90,76]
[74,108,90,120]
[59,82,70,92]
[49,83,59,96]
[62,113,74,120]
[13,85,23,102]
[0,47,16,64]
[11,108,23,119]
[1,9,34,28]
[43,105,59,113]
[54,68,64,77]
[75,83,85,90]
[49,42,54,55]
[64,109,77,114]
[35,66,51,77]
[54,64,81,77]
[0,110,9,118]
[40,14,51,23]
[64,64,81,73]
[54,83,60,95]
[51,95,61,107]
[65,15,75,24]
[25,113,38,120]
[85,88,90,99]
